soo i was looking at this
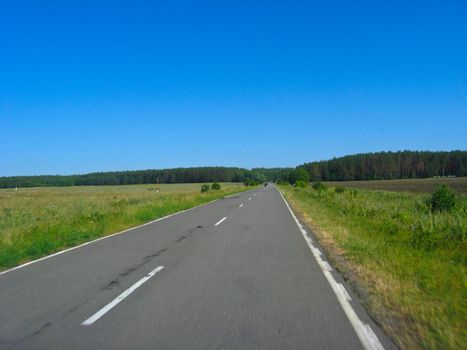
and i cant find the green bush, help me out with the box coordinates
[211,182,221,190]
[295,180,308,188]
[277,180,289,186]
[430,185,457,212]
[200,184,210,193]
[312,181,327,191]
[288,168,309,185]
[244,179,260,186]
[335,186,346,193]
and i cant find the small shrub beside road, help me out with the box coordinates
[334,186,346,193]
[295,180,308,188]
[244,179,260,186]
[312,181,327,191]
[430,184,457,212]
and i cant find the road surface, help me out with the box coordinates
[0,186,395,349]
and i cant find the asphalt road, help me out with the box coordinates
[0,186,396,349]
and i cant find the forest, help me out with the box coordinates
[0,167,252,188]
[0,151,465,188]
[299,150,467,181]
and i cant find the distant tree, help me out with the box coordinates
[211,182,221,190]
[201,184,210,193]
[250,168,293,182]
[288,168,310,185]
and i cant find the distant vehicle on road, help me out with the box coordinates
[264,183,269,187]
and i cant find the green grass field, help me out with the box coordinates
[280,184,466,350]
[0,183,248,270]
[324,177,467,194]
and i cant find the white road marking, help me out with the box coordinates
[337,283,352,301]
[239,203,244,208]
[277,189,385,350]
[253,193,256,196]
[321,261,333,272]
[248,197,252,200]
[81,266,165,326]
[0,196,228,276]
[215,217,228,226]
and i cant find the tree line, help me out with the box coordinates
[0,167,252,188]
[0,151,465,188]
[299,150,467,181]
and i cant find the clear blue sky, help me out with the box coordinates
[1,1,466,176]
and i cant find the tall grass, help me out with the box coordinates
[324,177,467,194]
[0,183,247,270]
[280,185,466,349]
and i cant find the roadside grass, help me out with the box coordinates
[324,177,467,194]
[280,185,466,349]
[0,183,248,270]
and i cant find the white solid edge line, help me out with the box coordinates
[215,217,228,226]
[82,266,164,326]
[0,194,234,276]
[239,203,244,208]
[277,189,385,350]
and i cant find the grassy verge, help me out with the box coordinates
[0,183,249,270]
[280,185,466,349]
[324,177,467,194]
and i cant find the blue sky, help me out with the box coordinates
[1,1,466,176]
